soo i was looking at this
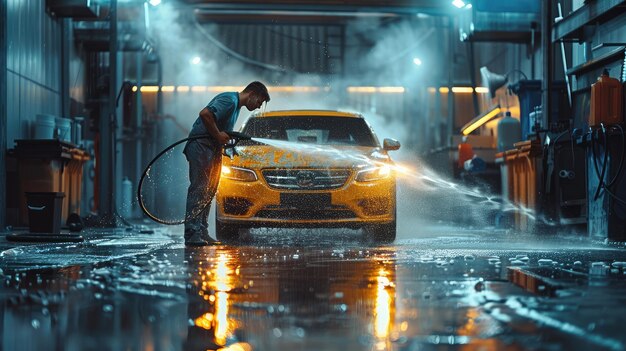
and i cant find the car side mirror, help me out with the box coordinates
[383,138,401,151]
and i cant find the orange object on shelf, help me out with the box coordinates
[590,69,623,126]
[457,142,474,169]
[495,140,543,232]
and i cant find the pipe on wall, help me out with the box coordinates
[99,0,118,225]
[61,18,71,118]
[541,0,553,131]
[447,15,456,144]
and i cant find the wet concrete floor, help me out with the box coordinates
[1,224,626,351]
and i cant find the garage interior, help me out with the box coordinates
[2,0,626,350]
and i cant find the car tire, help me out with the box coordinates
[215,219,240,242]
[365,221,396,243]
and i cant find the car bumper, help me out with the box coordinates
[216,175,396,228]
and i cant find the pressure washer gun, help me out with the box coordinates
[223,131,252,159]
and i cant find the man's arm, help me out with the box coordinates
[199,107,230,145]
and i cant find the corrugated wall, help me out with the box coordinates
[214,24,343,75]
[1,0,7,228]
[6,0,63,146]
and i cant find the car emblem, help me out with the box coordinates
[296,171,316,188]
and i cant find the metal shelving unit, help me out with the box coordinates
[552,0,626,43]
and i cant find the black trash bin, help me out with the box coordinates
[25,192,65,234]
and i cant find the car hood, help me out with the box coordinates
[226,145,391,169]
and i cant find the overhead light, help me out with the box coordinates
[452,0,466,9]
[461,105,502,136]
[190,56,201,65]
[465,4,472,9]
[413,57,422,66]
[148,0,161,6]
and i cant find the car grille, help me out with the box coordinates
[262,169,352,190]
[255,206,357,220]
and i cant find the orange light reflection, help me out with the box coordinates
[194,253,234,346]
[375,268,392,338]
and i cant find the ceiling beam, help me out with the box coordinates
[194,9,400,24]
[183,0,452,16]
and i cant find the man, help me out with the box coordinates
[184,81,270,246]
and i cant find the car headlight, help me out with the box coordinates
[221,165,257,182]
[355,165,392,182]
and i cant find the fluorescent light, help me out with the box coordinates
[347,86,405,93]
[452,0,465,9]
[148,0,161,6]
[132,86,159,92]
[208,86,244,92]
[461,105,502,136]
[413,57,422,66]
[435,86,488,94]
[190,56,201,65]
[378,87,405,93]
[451,87,474,93]
[347,86,377,93]
[191,86,207,92]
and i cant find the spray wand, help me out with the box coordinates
[222,131,252,159]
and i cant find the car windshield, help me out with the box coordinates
[241,116,378,147]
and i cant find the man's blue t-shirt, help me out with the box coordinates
[186,92,240,149]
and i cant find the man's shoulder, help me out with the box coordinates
[209,92,238,107]
[214,91,238,101]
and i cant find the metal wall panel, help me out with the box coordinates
[5,0,63,147]
[6,73,19,147]
[1,0,7,228]
[6,0,15,71]
[212,23,342,74]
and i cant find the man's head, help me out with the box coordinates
[242,81,270,111]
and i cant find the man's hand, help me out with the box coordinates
[216,131,230,145]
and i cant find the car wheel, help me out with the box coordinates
[215,219,240,242]
[365,221,396,243]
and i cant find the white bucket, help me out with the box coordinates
[55,117,72,142]
[34,114,56,139]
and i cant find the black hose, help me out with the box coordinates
[590,123,626,205]
[570,130,576,170]
[605,124,625,187]
[137,134,220,225]
[591,124,609,200]
[137,132,251,225]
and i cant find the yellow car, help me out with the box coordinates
[216,110,400,242]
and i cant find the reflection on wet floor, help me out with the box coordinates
[1,228,626,351]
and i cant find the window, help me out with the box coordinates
[242,116,378,147]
